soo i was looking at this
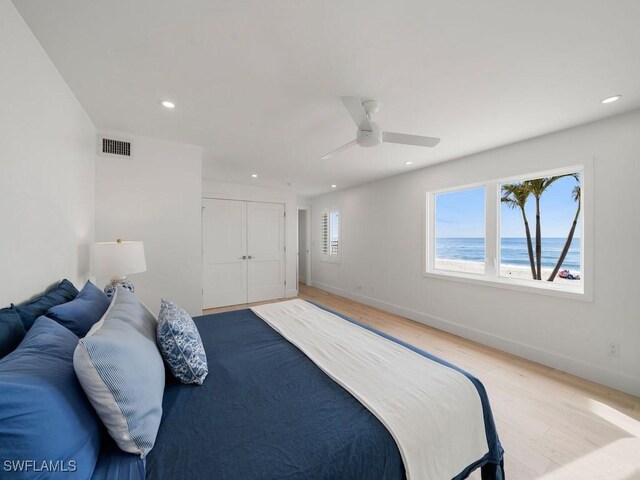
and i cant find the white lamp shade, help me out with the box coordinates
[92,241,147,278]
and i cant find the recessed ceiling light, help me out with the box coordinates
[601,95,621,104]
[331,184,337,188]
[405,161,413,165]
[161,100,175,109]
[251,173,258,178]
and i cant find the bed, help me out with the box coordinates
[92,302,504,480]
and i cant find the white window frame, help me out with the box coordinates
[320,209,342,264]
[424,162,593,301]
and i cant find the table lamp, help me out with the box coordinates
[93,239,147,299]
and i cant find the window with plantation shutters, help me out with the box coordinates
[320,210,341,263]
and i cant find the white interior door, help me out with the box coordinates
[202,199,247,308]
[247,202,286,303]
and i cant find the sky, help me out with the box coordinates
[435,175,582,238]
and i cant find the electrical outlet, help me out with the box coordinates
[608,342,620,358]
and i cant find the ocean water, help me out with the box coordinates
[436,237,581,272]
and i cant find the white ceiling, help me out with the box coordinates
[13,0,640,196]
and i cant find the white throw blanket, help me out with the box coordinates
[251,299,488,480]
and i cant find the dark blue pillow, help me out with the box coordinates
[0,307,26,359]
[14,279,78,330]
[47,281,110,337]
[0,316,102,478]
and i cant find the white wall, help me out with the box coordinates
[95,134,202,316]
[202,181,300,298]
[311,109,640,396]
[0,0,95,306]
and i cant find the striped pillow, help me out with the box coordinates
[73,287,165,458]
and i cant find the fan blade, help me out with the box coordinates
[382,131,440,147]
[341,96,373,131]
[321,139,357,160]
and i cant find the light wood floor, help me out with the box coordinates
[204,284,640,480]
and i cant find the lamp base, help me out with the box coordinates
[104,275,135,300]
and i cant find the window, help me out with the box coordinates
[426,165,588,298]
[434,187,486,275]
[499,174,582,286]
[320,210,341,262]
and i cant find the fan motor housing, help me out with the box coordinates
[357,123,382,147]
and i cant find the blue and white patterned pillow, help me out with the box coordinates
[157,299,208,385]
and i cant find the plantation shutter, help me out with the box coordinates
[320,212,329,254]
[330,211,339,255]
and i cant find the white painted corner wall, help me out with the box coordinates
[311,109,640,396]
[202,181,303,298]
[0,0,95,305]
[95,134,203,316]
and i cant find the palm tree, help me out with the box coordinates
[521,174,577,279]
[548,184,581,281]
[501,183,536,279]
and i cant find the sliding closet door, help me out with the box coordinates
[202,199,248,309]
[247,202,286,303]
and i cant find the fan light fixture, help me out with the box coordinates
[331,184,337,188]
[601,95,621,104]
[161,100,175,109]
[405,161,413,165]
[251,173,258,178]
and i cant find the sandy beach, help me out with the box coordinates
[434,259,582,286]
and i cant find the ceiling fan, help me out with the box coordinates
[321,96,440,160]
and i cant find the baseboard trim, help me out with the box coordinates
[312,281,640,397]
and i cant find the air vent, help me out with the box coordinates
[98,136,133,158]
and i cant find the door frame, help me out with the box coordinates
[297,205,312,287]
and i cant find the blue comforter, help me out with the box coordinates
[97,305,504,479]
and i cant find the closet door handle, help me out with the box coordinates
[241,255,247,259]
[247,255,254,259]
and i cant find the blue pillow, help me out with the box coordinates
[0,307,26,359]
[47,280,110,337]
[157,299,208,385]
[14,279,79,330]
[74,288,165,458]
[0,316,102,478]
